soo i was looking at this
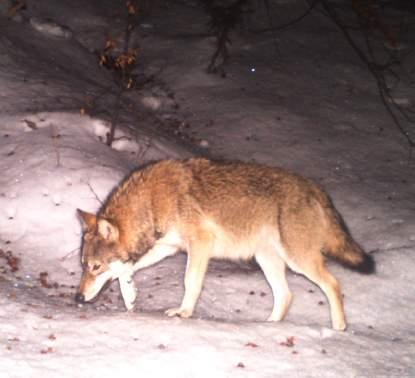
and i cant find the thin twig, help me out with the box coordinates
[319,0,415,149]
[137,137,152,161]
[262,0,280,55]
[107,89,123,146]
[60,247,80,261]
[86,181,103,205]
[205,0,248,74]
[107,1,140,146]
[50,125,61,167]
[252,0,321,34]
[369,243,415,254]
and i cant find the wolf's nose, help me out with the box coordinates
[75,293,85,303]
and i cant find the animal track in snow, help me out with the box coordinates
[52,194,62,206]
[6,207,16,220]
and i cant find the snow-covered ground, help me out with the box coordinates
[0,1,414,377]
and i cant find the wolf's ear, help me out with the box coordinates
[77,209,97,230]
[97,219,119,242]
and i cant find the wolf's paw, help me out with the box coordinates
[332,320,347,332]
[125,301,136,312]
[266,314,283,322]
[165,307,193,318]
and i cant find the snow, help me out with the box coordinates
[0,0,414,377]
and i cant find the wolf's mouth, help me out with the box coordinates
[88,279,113,302]
[75,276,113,304]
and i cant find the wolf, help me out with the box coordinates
[75,158,374,330]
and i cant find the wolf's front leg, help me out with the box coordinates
[119,275,137,311]
[166,234,211,318]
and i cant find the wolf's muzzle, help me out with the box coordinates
[75,292,86,304]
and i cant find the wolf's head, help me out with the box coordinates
[75,209,132,305]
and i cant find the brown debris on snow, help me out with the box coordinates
[279,336,295,348]
[39,272,59,289]
[40,347,54,354]
[0,249,20,272]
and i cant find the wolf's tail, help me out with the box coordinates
[321,198,375,274]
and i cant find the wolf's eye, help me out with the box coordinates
[92,264,101,271]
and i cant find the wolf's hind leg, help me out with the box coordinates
[288,254,346,331]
